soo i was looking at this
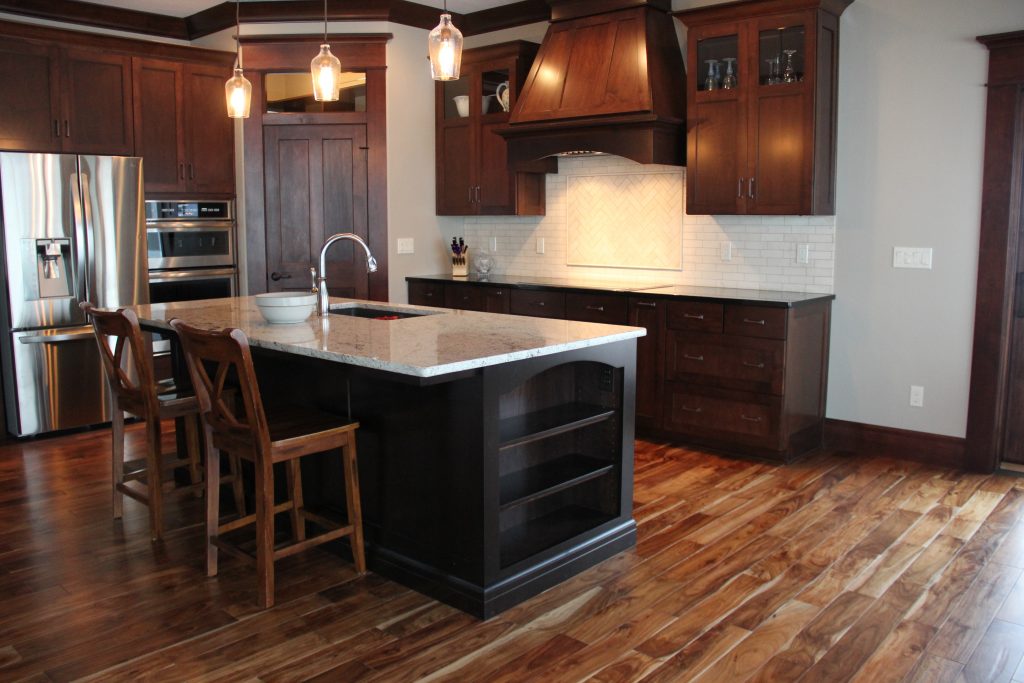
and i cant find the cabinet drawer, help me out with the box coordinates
[664,384,781,445]
[565,292,628,324]
[445,283,485,311]
[408,281,444,306]
[666,331,785,394]
[666,301,724,332]
[724,305,787,339]
[510,289,566,319]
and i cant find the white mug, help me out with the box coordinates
[482,94,495,114]
[453,95,469,117]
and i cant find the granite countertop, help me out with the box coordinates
[134,296,645,379]
[407,274,835,307]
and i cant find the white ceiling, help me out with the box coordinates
[89,0,518,19]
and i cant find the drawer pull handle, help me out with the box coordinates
[534,301,546,307]
[742,361,766,369]
[462,295,470,300]
[495,291,502,295]
[743,318,766,326]
[635,301,657,308]
[681,405,703,413]
[586,305,605,312]
[740,414,762,422]
[684,354,705,362]
[684,313,705,320]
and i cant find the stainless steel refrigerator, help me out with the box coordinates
[0,153,148,437]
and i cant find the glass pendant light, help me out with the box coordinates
[311,0,341,102]
[225,1,251,119]
[428,0,462,81]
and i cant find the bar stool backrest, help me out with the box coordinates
[169,319,271,462]
[80,302,157,419]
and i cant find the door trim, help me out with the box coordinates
[965,31,1024,472]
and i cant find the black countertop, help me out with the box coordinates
[406,274,835,307]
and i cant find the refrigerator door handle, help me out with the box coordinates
[18,327,96,344]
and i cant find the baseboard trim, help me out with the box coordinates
[824,418,968,470]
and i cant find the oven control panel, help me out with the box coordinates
[145,200,232,221]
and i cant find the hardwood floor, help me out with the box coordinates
[2,425,1024,681]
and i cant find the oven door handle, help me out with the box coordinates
[146,223,234,232]
[148,267,238,283]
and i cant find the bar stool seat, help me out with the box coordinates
[81,303,244,541]
[170,318,366,609]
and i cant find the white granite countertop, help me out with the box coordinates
[135,296,645,378]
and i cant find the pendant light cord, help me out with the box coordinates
[323,0,328,43]
[235,1,242,69]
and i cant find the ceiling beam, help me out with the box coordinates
[0,0,548,41]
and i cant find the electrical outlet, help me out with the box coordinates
[910,385,924,407]
[490,237,498,252]
[536,237,545,254]
[893,247,934,269]
[721,242,733,261]
[797,243,810,264]
[396,238,414,254]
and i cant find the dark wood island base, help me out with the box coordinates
[245,338,638,619]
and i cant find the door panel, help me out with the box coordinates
[133,58,186,193]
[748,91,806,214]
[1002,217,1024,465]
[438,123,473,215]
[264,124,369,299]
[0,41,61,152]
[479,122,512,214]
[62,49,133,156]
[185,64,235,194]
[688,99,743,215]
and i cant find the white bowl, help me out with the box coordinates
[254,292,316,324]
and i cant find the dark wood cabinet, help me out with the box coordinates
[676,0,851,215]
[435,42,552,216]
[134,58,234,195]
[628,296,665,433]
[0,40,132,155]
[409,276,832,461]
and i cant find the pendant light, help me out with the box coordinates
[428,0,462,81]
[311,0,341,102]
[224,0,251,119]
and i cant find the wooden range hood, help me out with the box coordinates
[498,0,686,168]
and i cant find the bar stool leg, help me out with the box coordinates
[205,428,220,578]
[256,457,275,609]
[183,414,204,496]
[145,418,164,541]
[342,436,366,574]
[111,400,125,520]
[229,454,246,517]
[286,461,305,542]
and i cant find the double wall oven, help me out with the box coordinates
[146,200,237,303]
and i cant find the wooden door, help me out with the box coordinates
[437,123,474,214]
[477,59,514,214]
[686,23,746,215]
[133,58,186,194]
[264,124,369,299]
[629,297,664,431]
[745,12,815,215]
[185,63,235,195]
[61,48,134,155]
[1002,191,1024,464]
[0,40,61,153]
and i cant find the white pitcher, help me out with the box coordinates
[496,81,510,112]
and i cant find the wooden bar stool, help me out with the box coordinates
[169,318,365,609]
[81,303,244,541]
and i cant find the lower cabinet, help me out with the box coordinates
[409,278,832,461]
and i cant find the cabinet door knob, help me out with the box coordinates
[737,177,744,198]
[748,177,755,199]
[64,120,70,138]
[179,163,185,180]
[188,163,195,180]
[53,119,60,138]
[270,271,292,281]
[468,186,473,204]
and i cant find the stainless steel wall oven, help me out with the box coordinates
[145,200,237,303]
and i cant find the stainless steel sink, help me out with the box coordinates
[328,304,440,320]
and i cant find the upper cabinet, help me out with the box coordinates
[0,40,133,155]
[676,0,852,215]
[435,41,554,216]
[133,58,235,196]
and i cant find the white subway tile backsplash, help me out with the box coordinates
[458,155,835,293]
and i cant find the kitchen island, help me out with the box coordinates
[136,296,644,618]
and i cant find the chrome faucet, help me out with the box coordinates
[314,233,378,316]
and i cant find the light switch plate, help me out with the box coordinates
[721,242,733,262]
[490,237,498,252]
[536,237,545,254]
[893,247,933,269]
[797,244,810,264]
[396,238,414,254]
[910,385,924,407]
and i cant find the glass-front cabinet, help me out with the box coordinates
[435,42,548,216]
[679,0,852,215]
